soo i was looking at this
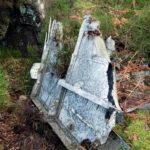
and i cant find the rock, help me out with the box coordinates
[19,4,41,27]
[19,95,27,101]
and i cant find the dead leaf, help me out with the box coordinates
[120,18,128,25]
[113,18,121,26]
[133,134,138,140]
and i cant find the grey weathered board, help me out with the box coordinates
[31,16,130,149]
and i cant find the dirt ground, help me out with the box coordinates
[0,92,66,150]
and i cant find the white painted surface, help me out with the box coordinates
[30,63,41,79]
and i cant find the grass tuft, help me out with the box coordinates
[0,45,40,94]
[119,10,150,63]
[0,68,11,109]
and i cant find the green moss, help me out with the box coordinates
[115,111,150,150]
[127,111,150,149]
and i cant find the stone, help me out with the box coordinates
[19,95,27,101]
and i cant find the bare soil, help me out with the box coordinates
[0,91,66,150]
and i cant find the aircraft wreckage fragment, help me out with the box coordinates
[30,16,130,149]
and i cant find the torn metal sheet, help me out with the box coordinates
[57,15,121,145]
[95,131,130,150]
[31,16,130,150]
[31,18,63,115]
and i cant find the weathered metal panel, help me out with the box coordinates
[56,15,118,145]
[31,16,130,149]
[31,19,63,116]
